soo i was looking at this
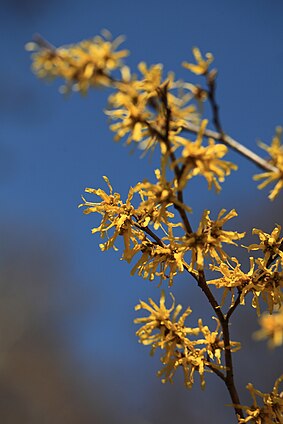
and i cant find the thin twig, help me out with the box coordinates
[161,86,193,232]
[182,122,277,173]
[226,291,242,321]
[221,319,243,419]
[189,269,244,419]
[133,220,164,247]
[32,33,56,51]
[206,359,226,382]
[196,270,224,321]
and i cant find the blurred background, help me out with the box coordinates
[0,0,283,422]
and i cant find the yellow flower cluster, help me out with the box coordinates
[133,166,192,230]
[248,225,283,266]
[79,176,138,256]
[129,207,244,283]
[79,175,192,285]
[106,63,199,149]
[237,375,283,424]
[135,291,239,389]
[80,176,245,282]
[173,120,237,191]
[182,47,214,76]
[254,308,283,348]
[209,226,283,315]
[26,32,129,94]
[184,208,245,270]
[27,33,238,194]
[129,224,192,286]
[254,127,283,200]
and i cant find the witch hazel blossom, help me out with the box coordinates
[254,308,283,348]
[134,290,239,390]
[254,127,283,200]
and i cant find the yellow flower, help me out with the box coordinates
[135,291,234,389]
[236,375,283,423]
[253,126,283,200]
[254,308,283,348]
[134,290,193,352]
[209,256,283,315]
[129,223,191,286]
[106,85,151,144]
[135,63,199,129]
[196,317,240,363]
[174,120,237,191]
[134,166,192,230]
[27,32,129,94]
[79,176,141,258]
[135,62,164,95]
[182,47,214,75]
[248,225,283,266]
[79,177,191,284]
[106,63,199,151]
[184,209,245,270]
[248,259,283,315]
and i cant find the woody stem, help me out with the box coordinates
[195,270,244,420]
[158,85,193,234]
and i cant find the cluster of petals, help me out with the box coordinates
[237,375,283,423]
[173,120,237,191]
[128,207,244,283]
[135,291,239,389]
[184,208,245,270]
[79,175,192,285]
[106,63,199,149]
[254,308,283,348]
[27,34,237,196]
[80,175,245,283]
[79,176,139,257]
[182,47,214,76]
[209,226,283,315]
[248,225,283,266]
[128,226,191,286]
[133,167,191,230]
[26,31,129,93]
[254,127,283,200]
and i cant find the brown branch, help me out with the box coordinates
[145,118,194,235]
[206,359,226,382]
[221,319,243,419]
[188,269,244,420]
[226,291,242,321]
[206,71,223,135]
[32,33,56,51]
[175,191,193,234]
[195,270,224,321]
[156,85,193,234]
[133,220,164,247]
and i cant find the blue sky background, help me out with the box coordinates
[0,1,283,423]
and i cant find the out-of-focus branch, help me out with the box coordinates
[182,122,277,173]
